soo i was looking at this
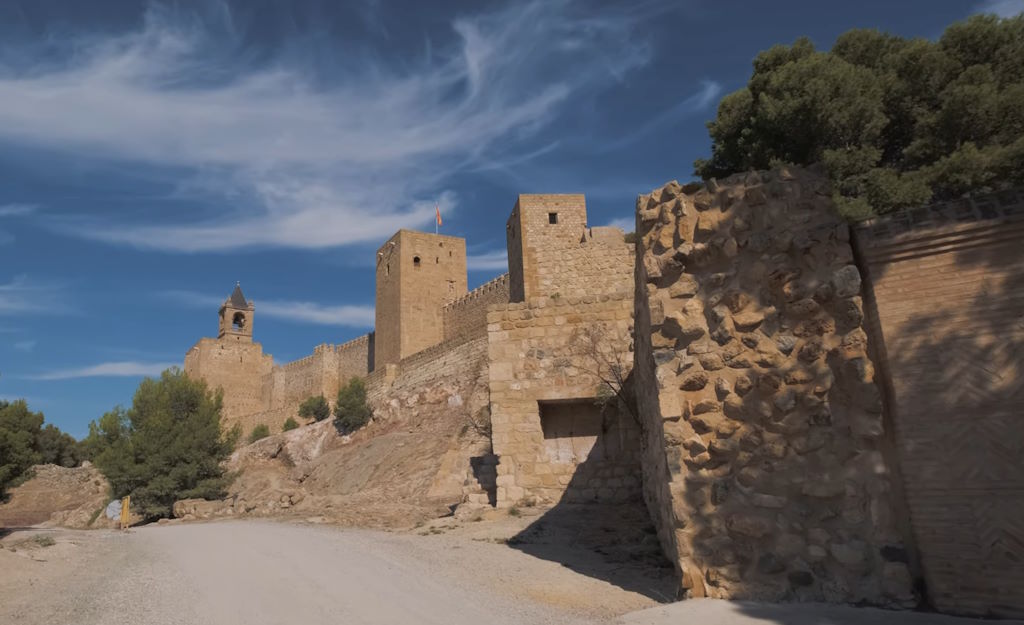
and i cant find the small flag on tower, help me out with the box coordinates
[435,202,442,233]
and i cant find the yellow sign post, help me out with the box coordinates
[120,496,131,530]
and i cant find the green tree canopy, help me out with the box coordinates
[0,400,43,499]
[83,369,238,519]
[1,399,84,500]
[334,377,371,433]
[695,14,1024,219]
[298,395,330,422]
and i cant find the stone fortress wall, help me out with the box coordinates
[632,169,913,605]
[442,273,511,343]
[184,173,1022,617]
[185,324,372,434]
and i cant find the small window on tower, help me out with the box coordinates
[548,212,558,224]
[413,256,421,267]
[232,312,246,331]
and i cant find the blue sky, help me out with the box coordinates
[0,0,1018,437]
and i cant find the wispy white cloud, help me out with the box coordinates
[467,249,508,272]
[0,2,652,252]
[599,80,722,153]
[0,204,36,217]
[25,361,176,380]
[604,217,635,232]
[975,0,1024,17]
[159,290,374,327]
[0,276,68,315]
[13,340,36,352]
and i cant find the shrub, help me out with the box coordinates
[83,369,238,520]
[33,535,55,547]
[298,395,330,422]
[282,417,299,432]
[248,424,270,443]
[334,377,372,433]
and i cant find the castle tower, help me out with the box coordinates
[375,230,467,367]
[218,282,255,342]
[506,194,588,302]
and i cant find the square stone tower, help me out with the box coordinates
[506,194,588,302]
[218,282,255,342]
[374,230,468,367]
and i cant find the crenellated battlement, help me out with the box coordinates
[442,273,510,312]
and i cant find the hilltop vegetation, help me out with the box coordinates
[0,399,83,500]
[696,14,1024,219]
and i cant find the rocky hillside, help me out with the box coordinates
[178,351,493,528]
[0,463,112,529]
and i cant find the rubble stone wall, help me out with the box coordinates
[633,168,913,605]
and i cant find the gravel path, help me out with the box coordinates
[4,520,1016,625]
[0,520,658,625]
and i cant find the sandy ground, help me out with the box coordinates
[1,519,1020,625]
[0,518,664,625]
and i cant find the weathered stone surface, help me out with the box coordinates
[698,353,726,371]
[669,275,700,298]
[775,334,798,355]
[829,541,866,566]
[831,265,862,298]
[728,514,774,537]
[733,310,765,331]
[680,371,710,391]
[664,311,708,342]
[633,167,910,608]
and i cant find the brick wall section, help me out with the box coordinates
[633,169,913,605]
[442,273,511,342]
[854,189,1024,618]
[487,293,638,506]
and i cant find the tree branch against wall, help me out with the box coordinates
[572,323,641,429]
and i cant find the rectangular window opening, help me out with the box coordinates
[548,212,558,224]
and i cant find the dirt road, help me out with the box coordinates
[2,520,1018,625]
[0,519,663,625]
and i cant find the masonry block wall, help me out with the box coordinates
[489,195,639,506]
[185,338,274,425]
[487,294,638,506]
[632,169,914,605]
[442,273,511,343]
[186,328,372,434]
[854,190,1024,618]
[506,194,633,302]
[374,230,468,368]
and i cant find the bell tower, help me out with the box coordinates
[218,282,255,342]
